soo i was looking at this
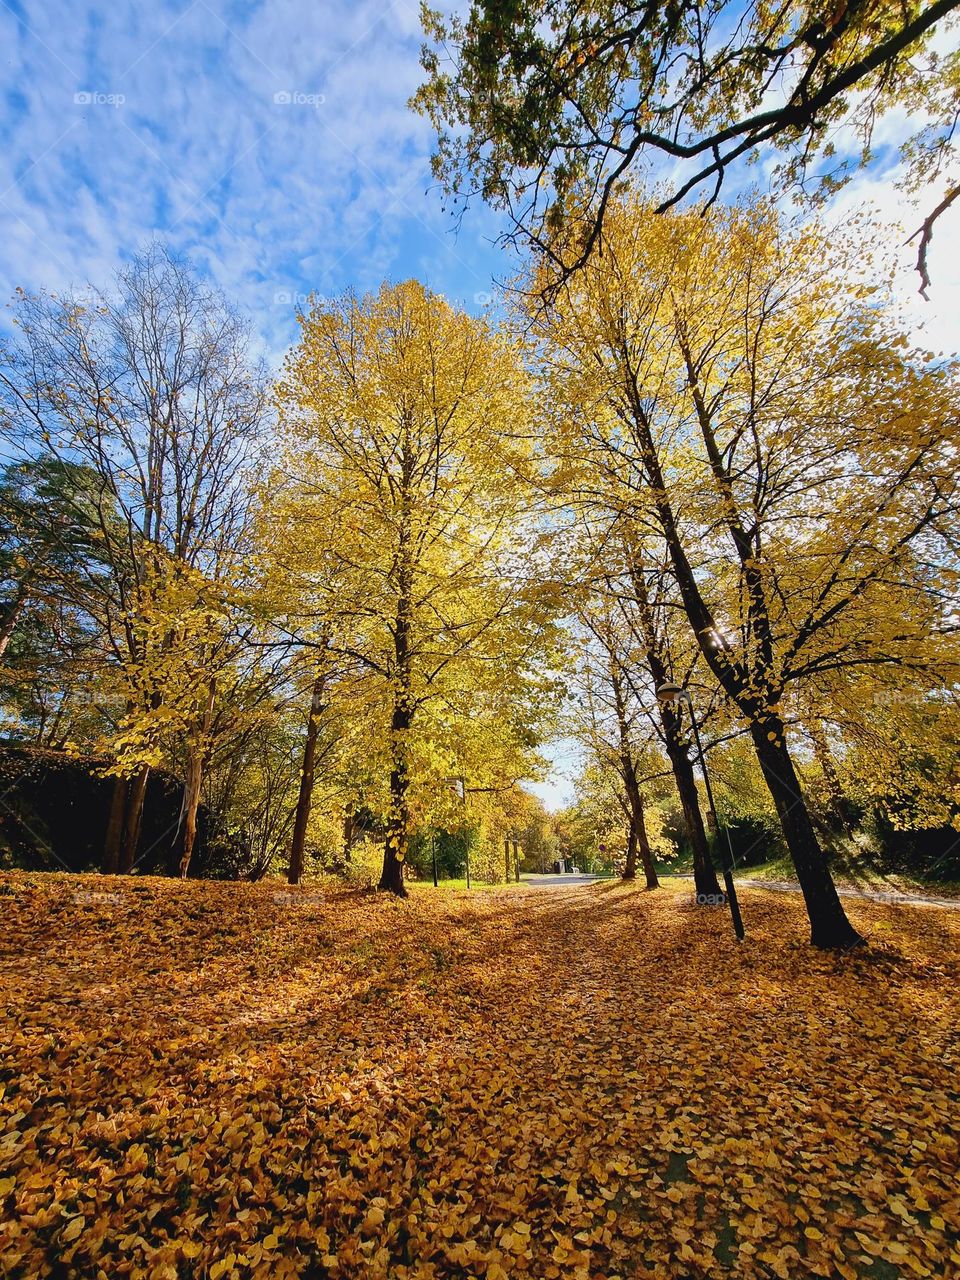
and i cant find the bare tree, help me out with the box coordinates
[0,245,270,873]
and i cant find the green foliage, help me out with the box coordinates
[416,0,960,290]
[407,827,472,881]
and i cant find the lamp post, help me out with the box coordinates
[655,682,745,941]
[443,776,505,888]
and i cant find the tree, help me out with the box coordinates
[562,509,726,899]
[0,246,270,874]
[0,457,108,658]
[272,280,560,896]
[617,533,725,900]
[416,0,960,292]
[528,193,960,946]
[566,588,661,886]
[0,457,112,746]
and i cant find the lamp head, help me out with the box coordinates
[655,681,687,706]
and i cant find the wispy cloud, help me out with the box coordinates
[0,0,505,363]
[1,0,957,366]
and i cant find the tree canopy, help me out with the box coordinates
[415,0,960,291]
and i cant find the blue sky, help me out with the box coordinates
[2,0,958,361]
[0,0,510,361]
[2,0,958,809]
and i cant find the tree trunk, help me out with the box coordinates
[342,809,354,863]
[607,655,657,888]
[624,405,857,942]
[623,820,638,881]
[666,739,723,900]
[635,797,658,890]
[179,754,203,879]
[288,670,327,885]
[179,678,216,880]
[379,697,411,897]
[119,765,150,874]
[380,528,413,897]
[102,776,128,873]
[504,838,512,883]
[623,761,658,889]
[380,762,409,896]
[750,719,863,948]
[622,540,720,900]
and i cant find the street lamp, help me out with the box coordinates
[655,682,745,941]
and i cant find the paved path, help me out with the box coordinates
[522,873,603,888]
[523,872,960,909]
[734,876,960,909]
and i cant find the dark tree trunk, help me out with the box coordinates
[380,767,409,897]
[608,655,657,888]
[179,754,202,880]
[623,819,638,881]
[379,699,411,898]
[667,739,724,900]
[179,679,217,880]
[288,671,327,885]
[504,838,512,883]
[623,761,658,889]
[102,776,128,874]
[750,719,863,948]
[379,473,414,899]
[636,799,659,890]
[621,396,857,943]
[622,541,720,900]
[119,765,150,874]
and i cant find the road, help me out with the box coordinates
[522,873,603,887]
[522,872,960,909]
[733,876,960,910]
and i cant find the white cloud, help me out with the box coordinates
[0,0,505,366]
[2,0,956,369]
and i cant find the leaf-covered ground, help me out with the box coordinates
[2,875,959,1279]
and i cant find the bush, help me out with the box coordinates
[720,815,786,869]
[406,828,475,881]
[856,812,960,882]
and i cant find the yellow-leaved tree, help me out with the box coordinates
[271,280,561,894]
[529,193,960,947]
